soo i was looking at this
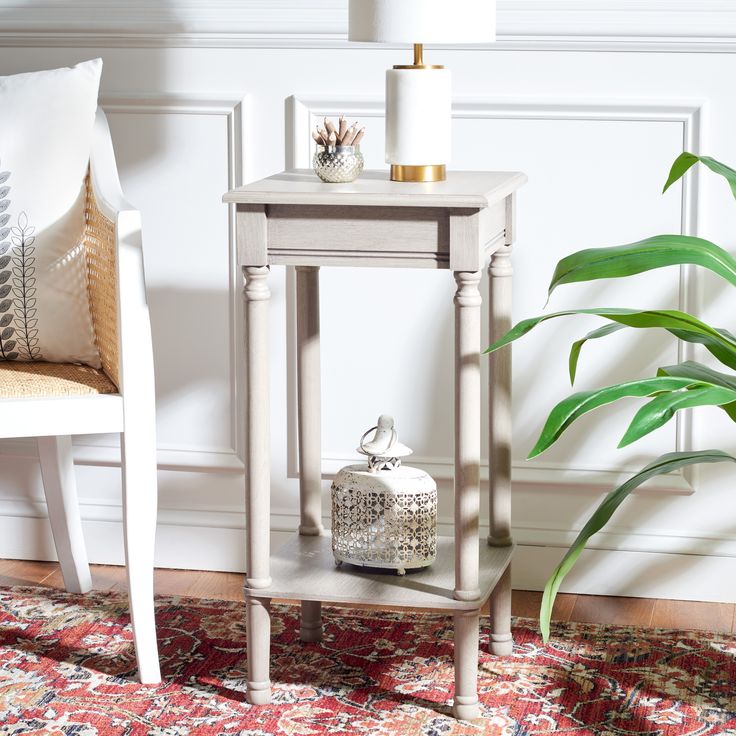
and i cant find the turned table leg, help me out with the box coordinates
[244,265,272,704]
[488,219,515,656]
[246,597,272,704]
[453,270,482,720]
[490,566,513,655]
[453,608,481,721]
[454,270,482,602]
[296,266,325,643]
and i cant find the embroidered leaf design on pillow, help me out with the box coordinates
[11,212,41,361]
[0,166,17,361]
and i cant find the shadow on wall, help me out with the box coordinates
[146,286,236,413]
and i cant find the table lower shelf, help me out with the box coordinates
[246,532,514,612]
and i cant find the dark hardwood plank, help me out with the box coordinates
[0,559,58,587]
[153,568,203,597]
[651,599,734,633]
[184,571,245,602]
[570,594,655,628]
[42,564,128,592]
[512,590,577,621]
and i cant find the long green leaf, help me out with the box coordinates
[485,308,736,372]
[658,360,736,388]
[669,329,736,372]
[619,385,736,447]
[529,377,700,458]
[569,323,627,384]
[539,450,736,643]
[718,326,736,343]
[548,235,736,297]
[663,152,700,192]
[663,152,736,200]
[657,361,736,422]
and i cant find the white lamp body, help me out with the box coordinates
[349,0,495,181]
[385,68,451,167]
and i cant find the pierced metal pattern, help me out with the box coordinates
[331,464,437,573]
[367,455,401,472]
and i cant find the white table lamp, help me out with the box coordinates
[349,0,496,182]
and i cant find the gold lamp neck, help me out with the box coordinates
[393,42,444,70]
[414,43,424,66]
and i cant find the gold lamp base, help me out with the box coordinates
[390,164,446,183]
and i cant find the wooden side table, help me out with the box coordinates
[224,169,527,721]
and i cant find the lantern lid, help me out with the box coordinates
[357,414,412,459]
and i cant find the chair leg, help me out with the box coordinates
[121,427,161,684]
[38,435,92,595]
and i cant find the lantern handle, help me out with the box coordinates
[359,425,397,456]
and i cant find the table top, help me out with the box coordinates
[224,169,527,209]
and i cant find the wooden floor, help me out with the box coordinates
[1,558,734,634]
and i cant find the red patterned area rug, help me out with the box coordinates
[1,586,736,735]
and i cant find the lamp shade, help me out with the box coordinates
[349,0,495,44]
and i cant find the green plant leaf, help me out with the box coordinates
[669,329,736,372]
[657,361,736,422]
[539,450,736,643]
[529,377,701,458]
[662,152,700,192]
[485,308,736,372]
[657,360,736,388]
[619,385,736,447]
[569,323,627,384]
[663,152,736,200]
[548,235,736,297]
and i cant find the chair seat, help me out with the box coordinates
[0,361,118,399]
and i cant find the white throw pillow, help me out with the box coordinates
[0,59,103,368]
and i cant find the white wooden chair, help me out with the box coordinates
[0,108,161,684]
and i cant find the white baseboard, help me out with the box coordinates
[513,545,736,603]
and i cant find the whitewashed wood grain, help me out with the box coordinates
[248,533,515,611]
[225,169,528,209]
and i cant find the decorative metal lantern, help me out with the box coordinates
[331,415,437,575]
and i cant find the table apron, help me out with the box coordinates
[236,201,507,270]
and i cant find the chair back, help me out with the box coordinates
[84,111,121,389]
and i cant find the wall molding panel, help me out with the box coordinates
[1,1,736,51]
[100,94,248,474]
[288,94,705,496]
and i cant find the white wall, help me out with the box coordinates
[1,1,736,600]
